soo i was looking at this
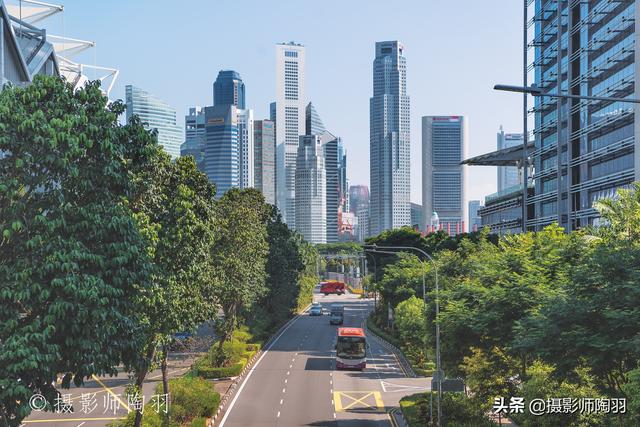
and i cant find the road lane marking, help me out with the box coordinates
[285,379,288,384]
[282,388,286,393]
[280,399,283,405]
[91,375,130,411]
[333,391,384,412]
[219,310,307,427]
[277,411,280,418]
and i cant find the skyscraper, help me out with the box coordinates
[529,0,637,231]
[125,85,183,159]
[213,70,246,109]
[275,42,306,228]
[204,104,238,196]
[181,107,206,172]
[295,135,326,244]
[422,116,468,235]
[468,200,482,232]
[350,185,370,242]
[369,41,411,236]
[323,132,344,243]
[497,127,523,192]
[410,203,423,229]
[305,102,326,135]
[236,108,254,188]
[254,120,276,205]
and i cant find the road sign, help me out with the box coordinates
[432,369,445,382]
[431,378,465,392]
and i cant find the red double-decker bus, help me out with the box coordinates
[335,327,366,370]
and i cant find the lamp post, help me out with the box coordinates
[364,252,378,307]
[364,244,442,426]
[494,84,640,104]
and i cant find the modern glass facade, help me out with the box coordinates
[213,70,245,109]
[529,0,638,230]
[180,107,206,172]
[410,202,423,229]
[369,41,411,235]
[323,133,346,243]
[480,184,534,236]
[497,128,523,192]
[254,120,276,205]
[349,185,370,241]
[204,104,239,197]
[295,135,326,244]
[125,85,183,159]
[468,200,483,232]
[422,116,468,235]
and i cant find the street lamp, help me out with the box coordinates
[364,244,442,427]
[494,84,640,104]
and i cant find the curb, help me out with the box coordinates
[364,319,417,378]
[208,303,312,426]
[388,407,410,427]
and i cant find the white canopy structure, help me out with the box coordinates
[4,0,118,96]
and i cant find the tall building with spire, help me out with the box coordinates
[274,42,306,227]
[305,102,326,135]
[369,41,411,236]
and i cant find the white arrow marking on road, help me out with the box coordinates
[380,381,429,393]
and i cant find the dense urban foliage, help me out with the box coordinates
[368,183,640,426]
[0,76,318,427]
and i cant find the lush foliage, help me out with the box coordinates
[400,392,497,427]
[0,75,319,427]
[371,185,640,426]
[0,76,156,426]
[114,377,220,427]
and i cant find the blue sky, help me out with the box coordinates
[27,0,525,204]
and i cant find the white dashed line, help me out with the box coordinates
[277,411,281,418]
[287,371,290,375]
[280,399,283,405]
[285,379,288,384]
[282,388,286,393]
[333,413,337,419]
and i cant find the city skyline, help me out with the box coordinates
[31,0,524,205]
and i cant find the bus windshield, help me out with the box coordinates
[337,336,366,359]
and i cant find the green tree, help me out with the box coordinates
[514,361,604,427]
[0,76,155,426]
[460,347,518,412]
[394,296,429,364]
[128,152,217,426]
[621,368,640,424]
[211,188,270,360]
[593,182,640,241]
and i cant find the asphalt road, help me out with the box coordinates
[219,288,430,427]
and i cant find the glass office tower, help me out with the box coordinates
[125,85,183,159]
[213,70,246,109]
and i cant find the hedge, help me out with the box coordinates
[193,358,247,379]
[111,377,220,427]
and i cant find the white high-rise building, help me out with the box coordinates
[237,108,254,188]
[274,42,306,228]
[295,135,326,244]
